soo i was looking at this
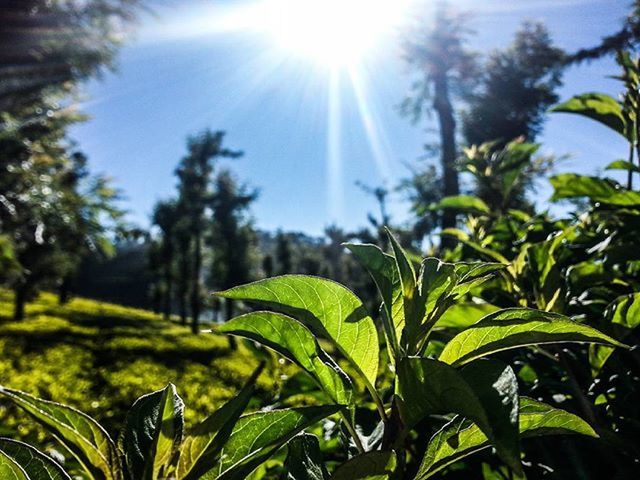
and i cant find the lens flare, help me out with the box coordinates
[264,0,411,66]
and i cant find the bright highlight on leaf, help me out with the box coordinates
[215,275,379,388]
[0,386,123,480]
[439,308,626,366]
[218,311,353,406]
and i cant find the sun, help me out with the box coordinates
[262,0,412,66]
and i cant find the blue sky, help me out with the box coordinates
[71,0,630,236]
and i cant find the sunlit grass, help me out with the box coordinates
[0,290,281,443]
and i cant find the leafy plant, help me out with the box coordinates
[0,363,341,480]
[213,228,624,478]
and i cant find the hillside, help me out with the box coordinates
[0,290,278,443]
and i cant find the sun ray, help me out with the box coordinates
[347,65,393,180]
[327,68,344,223]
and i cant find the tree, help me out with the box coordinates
[174,130,242,333]
[0,0,142,113]
[402,2,477,243]
[208,169,258,324]
[356,181,391,249]
[0,103,122,319]
[151,199,179,321]
[400,164,442,244]
[569,1,640,63]
[0,1,142,318]
[462,22,565,147]
[274,231,293,275]
[322,225,351,284]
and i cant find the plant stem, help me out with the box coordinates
[627,141,634,190]
[366,382,389,422]
[558,350,598,426]
[341,412,366,453]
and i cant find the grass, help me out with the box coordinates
[0,289,282,444]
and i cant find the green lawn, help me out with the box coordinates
[0,290,279,444]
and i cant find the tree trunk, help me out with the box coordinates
[13,284,27,321]
[58,277,71,305]
[163,246,173,322]
[190,231,202,334]
[178,246,189,326]
[433,72,460,249]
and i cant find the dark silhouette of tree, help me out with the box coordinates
[0,0,142,113]
[174,130,242,333]
[356,181,391,249]
[462,22,565,147]
[322,225,351,284]
[151,199,179,321]
[275,231,293,275]
[208,169,258,325]
[174,211,191,327]
[262,254,274,278]
[400,164,442,244]
[147,237,163,314]
[402,2,477,245]
[569,1,640,63]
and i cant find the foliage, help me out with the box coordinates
[462,22,565,146]
[415,53,640,477]
[149,131,248,331]
[0,290,282,449]
[0,365,341,480]
[569,0,640,63]
[0,102,125,319]
[0,0,143,113]
[208,169,259,322]
[210,227,622,478]
[402,3,476,237]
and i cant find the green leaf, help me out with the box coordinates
[330,451,396,480]
[386,228,416,291]
[568,261,608,290]
[460,360,520,474]
[605,160,640,173]
[396,358,520,472]
[437,302,500,330]
[430,195,491,214]
[415,398,597,479]
[177,364,263,480]
[416,258,457,331]
[550,93,626,137]
[0,449,28,480]
[550,174,640,206]
[590,293,640,376]
[451,263,504,298]
[218,312,353,406]
[215,275,379,387]
[440,231,510,265]
[439,308,626,366]
[214,406,343,479]
[284,434,327,480]
[345,243,403,353]
[0,386,122,480]
[120,384,184,480]
[0,439,71,480]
